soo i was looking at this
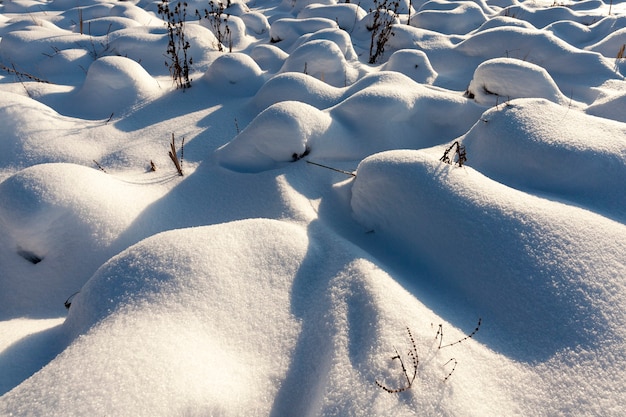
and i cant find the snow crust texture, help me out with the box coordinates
[1,0,626,415]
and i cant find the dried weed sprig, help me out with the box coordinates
[376,327,418,393]
[377,318,482,392]
[439,141,467,167]
[169,133,185,176]
[435,318,482,349]
[368,0,400,64]
[158,0,193,89]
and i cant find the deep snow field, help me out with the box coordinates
[1,0,626,414]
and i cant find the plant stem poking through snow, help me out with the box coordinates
[443,358,457,382]
[64,291,80,309]
[158,0,193,89]
[1,63,51,96]
[436,318,482,349]
[377,318,481,392]
[439,141,467,167]
[306,160,356,177]
[615,44,625,73]
[376,327,418,393]
[368,0,399,64]
[93,160,107,173]
[196,1,232,53]
[169,133,185,176]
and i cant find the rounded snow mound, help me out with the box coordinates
[382,49,438,84]
[215,101,331,173]
[412,2,488,35]
[326,72,483,155]
[290,28,358,61]
[297,3,367,32]
[253,72,343,110]
[64,219,310,338]
[74,56,161,119]
[269,17,338,46]
[0,163,164,317]
[466,58,568,105]
[462,98,626,218]
[202,53,265,96]
[279,39,357,87]
[587,90,626,123]
[249,44,288,72]
[351,149,626,358]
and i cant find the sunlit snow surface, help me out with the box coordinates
[1,0,626,415]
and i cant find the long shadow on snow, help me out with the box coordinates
[104,159,297,271]
[0,323,66,396]
[269,220,386,416]
[278,162,610,364]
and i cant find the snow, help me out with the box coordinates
[1,0,626,415]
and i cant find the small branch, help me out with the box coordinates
[93,160,107,173]
[443,358,457,382]
[306,160,356,177]
[439,140,467,167]
[437,318,482,350]
[0,63,51,83]
[64,291,80,309]
[376,327,418,393]
[168,133,184,176]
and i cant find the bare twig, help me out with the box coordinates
[93,160,107,173]
[168,133,184,176]
[439,141,467,167]
[306,160,356,177]
[436,318,482,350]
[443,358,457,382]
[376,327,418,393]
[1,63,50,84]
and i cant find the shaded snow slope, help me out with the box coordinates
[0,163,171,318]
[352,149,626,361]
[0,219,534,417]
[462,98,626,220]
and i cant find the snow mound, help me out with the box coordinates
[0,93,107,170]
[215,101,332,172]
[412,2,488,35]
[74,56,161,119]
[462,98,626,219]
[351,149,626,360]
[290,27,359,61]
[0,163,167,318]
[0,25,86,84]
[202,52,265,96]
[454,26,619,98]
[496,3,595,29]
[4,220,309,416]
[382,49,438,84]
[587,86,626,123]
[269,17,338,47]
[253,72,343,110]
[108,25,218,75]
[466,58,569,105]
[326,72,483,155]
[1,218,513,416]
[249,44,288,72]
[279,39,357,87]
[224,72,484,170]
[297,3,367,32]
